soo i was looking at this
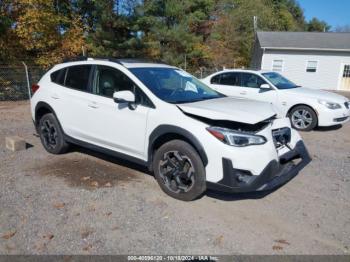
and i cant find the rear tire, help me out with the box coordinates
[153,140,206,201]
[38,113,69,154]
[289,105,317,131]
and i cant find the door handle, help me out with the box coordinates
[51,93,60,99]
[240,91,247,95]
[88,102,99,109]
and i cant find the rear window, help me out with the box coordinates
[50,68,66,85]
[65,65,92,91]
[211,73,240,86]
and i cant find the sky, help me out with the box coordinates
[298,0,350,29]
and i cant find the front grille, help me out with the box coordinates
[345,102,349,109]
[272,127,291,148]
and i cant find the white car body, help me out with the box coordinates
[30,58,311,200]
[202,70,350,129]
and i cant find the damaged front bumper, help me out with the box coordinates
[207,141,311,193]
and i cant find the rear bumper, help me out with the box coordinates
[207,141,311,193]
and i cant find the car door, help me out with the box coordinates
[240,73,278,104]
[85,65,152,160]
[208,72,242,98]
[51,64,97,141]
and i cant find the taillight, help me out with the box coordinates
[31,84,40,94]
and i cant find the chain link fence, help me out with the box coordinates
[191,68,219,79]
[0,64,45,101]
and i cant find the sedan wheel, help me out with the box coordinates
[289,106,317,131]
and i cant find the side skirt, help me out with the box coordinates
[64,134,148,167]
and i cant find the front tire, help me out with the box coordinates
[153,140,206,201]
[289,105,317,131]
[38,113,70,154]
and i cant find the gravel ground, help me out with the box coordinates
[0,98,350,255]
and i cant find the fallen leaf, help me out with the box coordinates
[104,182,112,187]
[272,245,283,251]
[105,212,112,216]
[81,176,91,181]
[53,202,65,209]
[5,244,15,251]
[90,181,99,187]
[34,242,47,252]
[213,235,224,247]
[274,239,290,245]
[82,244,92,251]
[2,231,16,240]
[81,228,94,239]
[87,205,96,212]
[43,234,54,240]
[111,226,119,231]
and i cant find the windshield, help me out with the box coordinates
[262,72,299,89]
[130,67,224,103]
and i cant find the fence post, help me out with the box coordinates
[22,61,31,100]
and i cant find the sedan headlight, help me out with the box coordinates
[318,99,341,109]
[206,127,267,147]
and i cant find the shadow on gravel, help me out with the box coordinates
[26,143,34,149]
[71,145,149,175]
[31,145,150,190]
[205,189,276,201]
[313,124,342,132]
[205,184,286,201]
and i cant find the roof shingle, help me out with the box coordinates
[257,31,350,51]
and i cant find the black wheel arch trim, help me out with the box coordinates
[148,125,208,170]
[35,102,56,124]
[34,102,63,133]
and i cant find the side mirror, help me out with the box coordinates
[113,90,135,104]
[260,84,271,90]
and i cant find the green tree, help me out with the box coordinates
[135,0,215,71]
[85,0,142,58]
[14,0,85,67]
[306,17,331,32]
[207,0,309,68]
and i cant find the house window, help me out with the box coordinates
[272,60,283,72]
[306,61,318,73]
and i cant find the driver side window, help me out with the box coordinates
[241,73,267,89]
[93,65,154,107]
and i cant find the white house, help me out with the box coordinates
[251,31,350,91]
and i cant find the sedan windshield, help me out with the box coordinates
[262,72,299,89]
[130,67,224,103]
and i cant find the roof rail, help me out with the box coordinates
[61,56,168,66]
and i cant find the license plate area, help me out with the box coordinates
[272,127,291,149]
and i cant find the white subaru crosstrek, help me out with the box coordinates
[30,58,311,201]
[202,70,350,131]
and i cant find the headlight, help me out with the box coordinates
[206,127,267,147]
[318,99,341,109]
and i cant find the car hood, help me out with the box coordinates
[177,97,278,124]
[281,87,348,103]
